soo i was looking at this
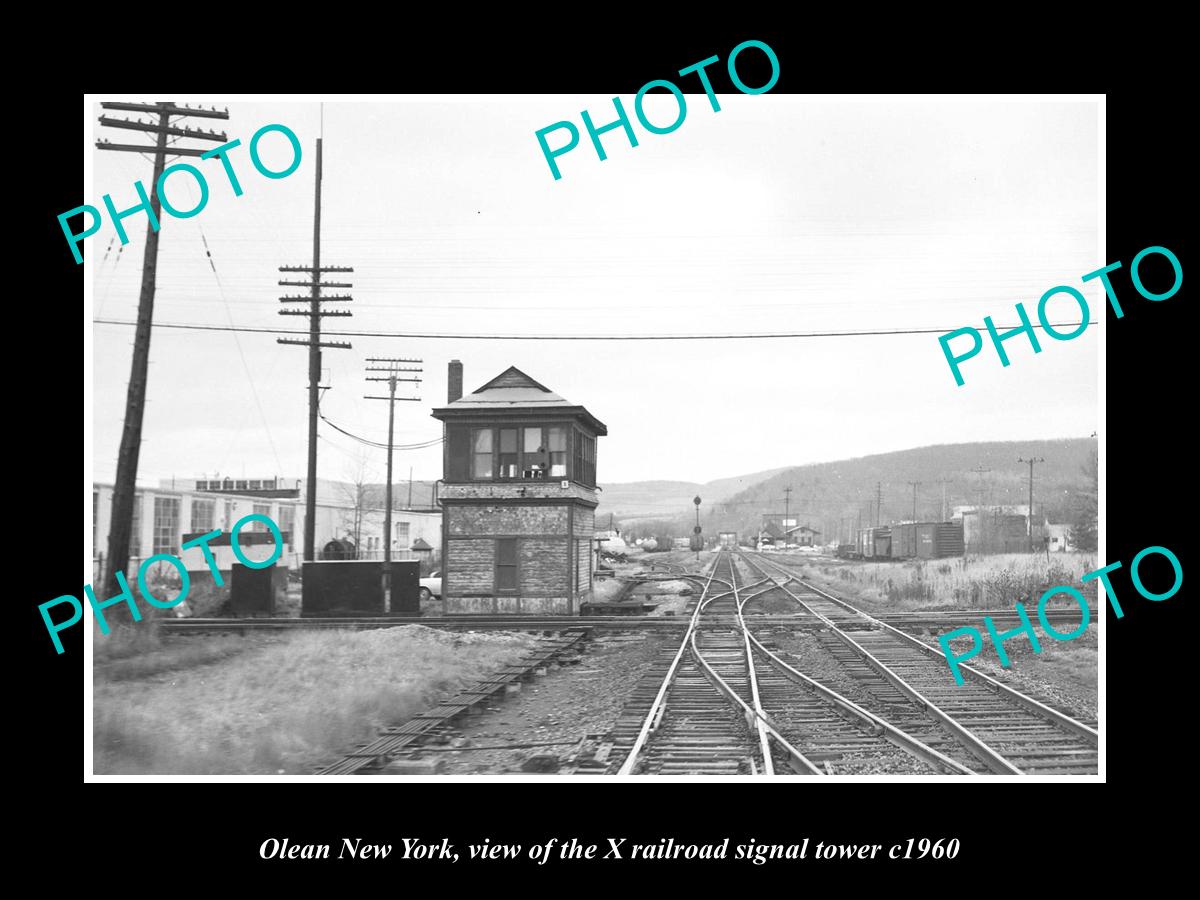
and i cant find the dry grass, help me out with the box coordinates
[97,635,255,682]
[793,552,1098,612]
[93,625,538,775]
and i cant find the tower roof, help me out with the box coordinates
[431,366,607,434]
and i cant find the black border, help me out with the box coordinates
[21,25,1191,885]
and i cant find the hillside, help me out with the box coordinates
[596,468,790,523]
[606,438,1097,543]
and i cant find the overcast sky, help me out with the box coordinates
[88,97,1100,487]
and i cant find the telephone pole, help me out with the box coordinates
[970,466,991,509]
[970,466,991,554]
[907,481,921,523]
[366,358,423,608]
[277,138,354,563]
[783,486,793,524]
[937,478,952,522]
[1017,456,1046,553]
[96,102,229,600]
[875,481,883,526]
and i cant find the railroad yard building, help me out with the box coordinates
[433,361,607,615]
[953,504,1039,554]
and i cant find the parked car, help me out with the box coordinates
[419,570,442,601]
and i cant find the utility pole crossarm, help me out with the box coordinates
[96,142,212,157]
[100,101,229,118]
[277,338,352,349]
[96,116,228,143]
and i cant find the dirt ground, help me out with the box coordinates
[391,632,667,774]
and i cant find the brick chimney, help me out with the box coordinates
[448,360,463,403]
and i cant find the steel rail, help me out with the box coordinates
[685,626,823,776]
[685,555,822,775]
[614,555,722,775]
[738,552,1024,775]
[722,556,774,775]
[732,584,975,776]
[754,554,1099,744]
[617,552,823,776]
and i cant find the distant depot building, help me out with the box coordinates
[433,361,607,615]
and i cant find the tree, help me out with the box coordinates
[339,450,374,557]
[1069,445,1098,552]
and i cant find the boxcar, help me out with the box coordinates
[859,526,891,560]
[890,523,917,559]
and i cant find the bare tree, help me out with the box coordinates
[338,449,375,558]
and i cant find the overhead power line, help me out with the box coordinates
[92,319,1100,342]
[316,393,440,451]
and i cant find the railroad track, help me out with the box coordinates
[157,609,1078,634]
[738,552,1098,775]
[607,553,979,776]
[314,629,592,775]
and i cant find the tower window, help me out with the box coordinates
[548,426,567,477]
[522,427,546,479]
[498,428,519,479]
[471,428,494,479]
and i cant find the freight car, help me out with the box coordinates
[858,526,892,560]
[887,522,964,559]
[718,531,738,550]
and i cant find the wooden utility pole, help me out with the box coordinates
[875,481,883,527]
[277,138,354,562]
[1017,456,1046,553]
[96,102,229,600]
[907,480,921,523]
[365,358,422,609]
[937,478,952,522]
[970,465,991,554]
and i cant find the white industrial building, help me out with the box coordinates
[91,475,441,580]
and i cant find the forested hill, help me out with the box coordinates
[601,438,1097,542]
[594,469,790,524]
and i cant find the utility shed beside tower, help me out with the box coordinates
[431,363,607,615]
